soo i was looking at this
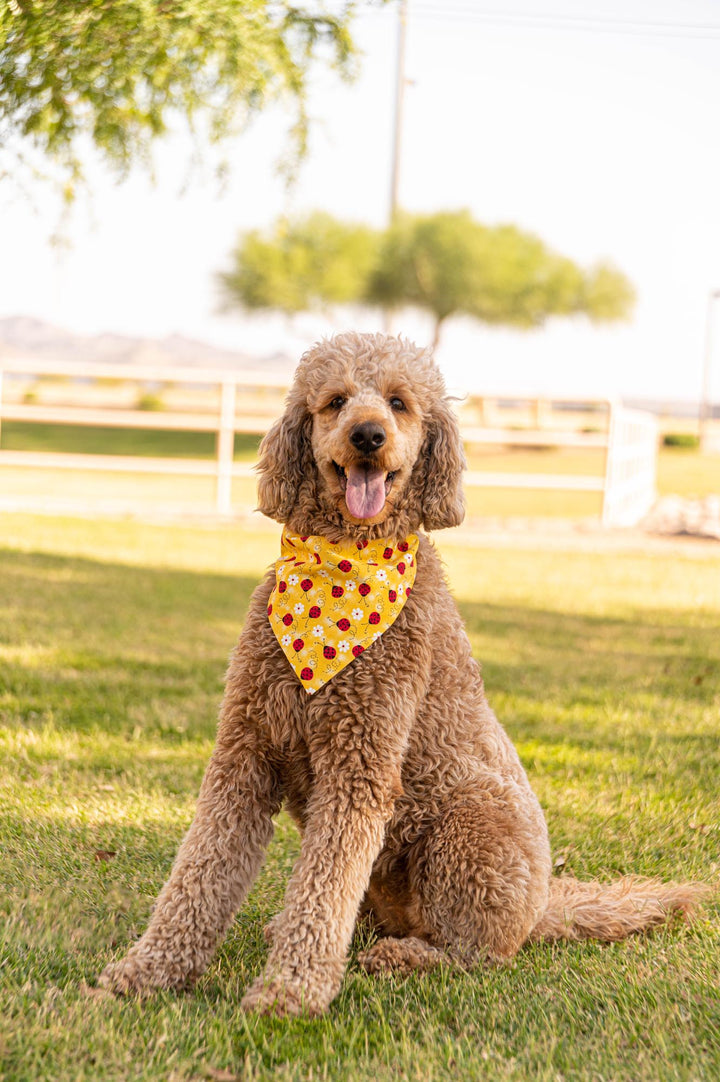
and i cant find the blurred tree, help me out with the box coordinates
[219,211,380,314]
[0,0,357,196]
[368,211,635,346]
[222,209,635,345]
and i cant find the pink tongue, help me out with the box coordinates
[345,464,387,519]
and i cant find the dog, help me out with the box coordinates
[100,331,707,1016]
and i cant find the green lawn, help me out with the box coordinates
[0,421,262,461]
[1,515,718,1081]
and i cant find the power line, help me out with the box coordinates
[365,4,720,39]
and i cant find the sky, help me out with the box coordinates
[2,0,720,404]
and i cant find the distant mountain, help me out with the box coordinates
[0,316,295,373]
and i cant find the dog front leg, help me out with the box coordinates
[241,761,400,1017]
[99,738,281,995]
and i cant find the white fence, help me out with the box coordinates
[0,358,657,526]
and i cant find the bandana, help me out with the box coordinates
[267,530,419,694]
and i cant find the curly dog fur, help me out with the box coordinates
[100,332,708,1016]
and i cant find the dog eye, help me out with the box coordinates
[389,396,405,412]
[329,396,346,410]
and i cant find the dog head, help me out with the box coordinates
[257,332,465,540]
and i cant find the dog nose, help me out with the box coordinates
[349,421,387,455]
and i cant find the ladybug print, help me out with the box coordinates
[269,529,418,694]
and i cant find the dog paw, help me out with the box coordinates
[98,952,192,997]
[358,936,448,976]
[241,972,332,1018]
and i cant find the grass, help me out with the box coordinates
[1,514,719,1081]
[0,421,262,461]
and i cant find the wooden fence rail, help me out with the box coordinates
[0,358,657,525]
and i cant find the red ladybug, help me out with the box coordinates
[278,581,287,593]
[301,578,313,592]
[300,536,309,542]
[388,590,397,603]
[352,645,365,657]
[398,562,406,575]
[323,645,337,659]
[337,618,350,631]
[338,559,352,573]
[383,547,393,560]
[368,612,380,625]
[332,585,344,598]
[300,666,313,680]
[282,613,293,626]
[398,541,409,552]
[358,583,371,597]
[309,606,321,619]
[356,539,368,549]
[406,586,412,595]
[293,638,304,651]
[267,604,273,615]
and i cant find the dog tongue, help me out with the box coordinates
[345,464,387,519]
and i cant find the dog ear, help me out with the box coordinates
[420,397,466,531]
[256,394,314,523]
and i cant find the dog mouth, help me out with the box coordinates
[333,461,397,520]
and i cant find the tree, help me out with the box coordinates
[219,211,380,314]
[368,211,635,346]
[222,209,635,346]
[0,1,357,194]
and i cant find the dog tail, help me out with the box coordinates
[529,875,711,944]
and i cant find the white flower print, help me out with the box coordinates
[293,602,305,615]
[351,608,363,621]
[338,640,351,653]
[288,574,299,586]
[312,626,324,637]
[372,631,381,641]
[281,634,292,646]
[396,583,404,596]
[376,568,388,582]
[345,581,356,592]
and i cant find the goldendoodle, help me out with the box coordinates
[100,331,707,1016]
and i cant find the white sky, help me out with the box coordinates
[2,0,720,403]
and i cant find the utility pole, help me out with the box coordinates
[700,289,720,451]
[385,0,408,334]
[389,0,408,224]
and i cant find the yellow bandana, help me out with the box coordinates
[267,530,419,694]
